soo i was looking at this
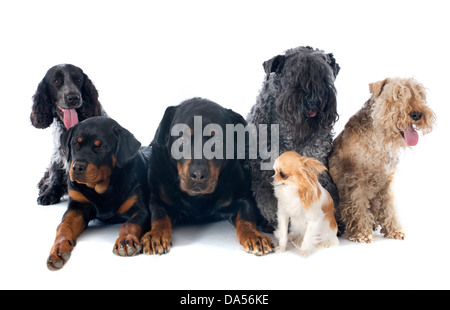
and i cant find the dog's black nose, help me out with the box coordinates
[66,93,80,106]
[410,111,422,121]
[72,162,87,175]
[190,170,207,182]
[189,162,209,182]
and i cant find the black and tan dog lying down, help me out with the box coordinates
[142,98,274,256]
[47,117,151,270]
[47,98,273,269]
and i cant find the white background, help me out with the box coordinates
[0,0,449,290]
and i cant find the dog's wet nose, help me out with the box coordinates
[410,111,422,121]
[66,93,80,107]
[189,162,209,182]
[72,162,87,175]
[190,169,207,182]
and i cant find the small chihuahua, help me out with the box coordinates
[272,151,339,257]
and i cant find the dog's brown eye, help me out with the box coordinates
[53,79,61,86]
[279,171,288,179]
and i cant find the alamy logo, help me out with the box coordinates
[170,116,279,170]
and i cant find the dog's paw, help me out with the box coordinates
[47,237,75,271]
[113,234,142,256]
[239,231,275,256]
[317,236,339,248]
[299,246,312,258]
[37,194,61,206]
[275,245,286,253]
[348,232,374,243]
[384,230,405,240]
[141,229,172,255]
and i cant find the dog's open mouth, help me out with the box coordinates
[400,124,419,146]
[58,106,79,129]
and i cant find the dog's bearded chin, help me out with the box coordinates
[401,124,419,146]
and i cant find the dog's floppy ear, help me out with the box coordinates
[226,108,247,126]
[31,80,54,128]
[263,55,285,75]
[326,53,340,78]
[152,106,177,148]
[60,126,75,163]
[369,78,389,98]
[113,125,142,168]
[80,73,102,116]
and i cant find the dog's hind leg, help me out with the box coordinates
[37,161,67,205]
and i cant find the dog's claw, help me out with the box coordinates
[113,234,142,257]
[141,229,172,256]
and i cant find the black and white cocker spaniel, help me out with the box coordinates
[31,64,107,205]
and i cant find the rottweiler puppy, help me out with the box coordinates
[47,117,151,270]
[141,98,274,256]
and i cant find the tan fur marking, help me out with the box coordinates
[117,195,138,214]
[234,212,274,255]
[68,190,91,204]
[177,159,191,178]
[71,163,112,195]
[322,192,337,230]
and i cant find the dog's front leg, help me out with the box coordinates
[376,181,405,240]
[113,219,147,257]
[274,211,289,252]
[142,200,172,255]
[113,197,151,257]
[47,201,94,270]
[233,200,275,256]
[299,221,317,258]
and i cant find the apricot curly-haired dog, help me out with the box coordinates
[329,78,435,242]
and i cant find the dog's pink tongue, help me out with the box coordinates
[306,110,317,118]
[63,109,79,129]
[404,124,419,146]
